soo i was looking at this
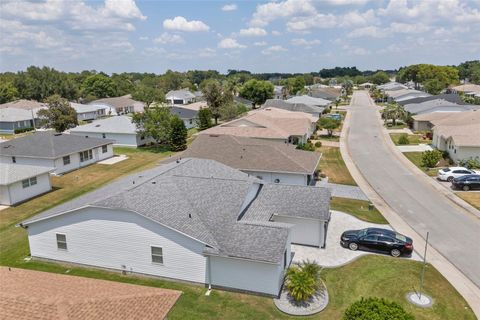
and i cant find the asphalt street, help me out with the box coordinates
[347,91,480,288]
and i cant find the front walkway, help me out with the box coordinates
[316,180,368,201]
[397,144,433,153]
[292,211,421,268]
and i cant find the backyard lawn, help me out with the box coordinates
[331,197,388,224]
[317,146,357,186]
[456,192,480,210]
[403,152,439,177]
[390,133,432,145]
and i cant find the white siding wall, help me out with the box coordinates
[27,207,208,283]
[243,170,307,186]
[272,215,323,247]
[5,172,51,205]
[71,131,151,147]
[451,146,480,163]
[0,156,54,167]
[0,185,10,205]
[52,145,113,174]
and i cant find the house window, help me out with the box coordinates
[79,150,93,162]
[274,179,280,183]
[189,119,193,124]
[140,136,145,140]
[151,246,163,264]
[102,133,106,139]
[12,156,16,163]
[22,177,37,188]
[56,233,67,250]
[102,145,108,153]
[63,155,70,165]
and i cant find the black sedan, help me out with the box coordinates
[452,174,480,191]
[340,228,413,257]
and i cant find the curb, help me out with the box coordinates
[339,91,480,318]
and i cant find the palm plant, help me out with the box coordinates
[383,103,408,126]
[285,265,316,302]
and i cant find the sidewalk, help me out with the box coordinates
[340,93,480,318]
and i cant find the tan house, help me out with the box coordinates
[431,111,480,162]
[199,107,316,144]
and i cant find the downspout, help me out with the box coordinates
[207,255,212,290]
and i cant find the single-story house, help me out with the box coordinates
[0,131,114,174]
[183,135,321,185]
[431,111,480,163]
[169,106,198,129]
[20,158,331,296]
[0,99,47,133]
[70,102,108,121]
[234,96,254,108]
[397,93,465,106]
[404,99,478,115]
[412,112,455,131]
[286,95,331,108]
[70,115,154,147]
[263,99,324,118]
[0,267,181,320]
[91,95,144,115]
[0,163,52,205]
[199,107,317,145]
[308,85,341,101]
[178,101,208,112]
[449,83,480,96]
[358,82,373,89]
[384,89,431,102]
[377,82,408,91]
[166,90,196,105]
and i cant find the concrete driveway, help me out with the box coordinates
[292,211,421,267]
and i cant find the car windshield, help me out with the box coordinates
[395,234,407,242]
[442,168,451,172]
[358,229,368,237]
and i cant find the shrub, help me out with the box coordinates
[397,134,410,145]
[285,261,323,303]
[296,142,315,152]
[421,150,442,168]
[459,157,480,169]
[343,297,414,320]
[14,127,34,134]
[318,117,341,136]
[315,141,322,148]
[442,150,450,160]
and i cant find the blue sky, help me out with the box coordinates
[1,0,479,74]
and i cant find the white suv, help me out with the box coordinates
[437,167,477,182]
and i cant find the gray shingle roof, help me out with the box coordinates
[91,95,144,111]
[70,116,137,134]
[169,106,198,119]
[263,99,325,114]
[0,131,114,159]
[0,108,40,122]
[404,99,478,115]
[166,90,196,100]
[0,163,52,185]
[22,158,328,264]
[183,134,320,174]
[397,94,465,106]
[286,95,331,107]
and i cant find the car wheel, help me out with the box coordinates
[348,242,358,251]
[390,249,401,257]
[447,176,454,182]
[463,185,470,191]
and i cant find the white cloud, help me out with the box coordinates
[324,0,370,5]
[250,0,316,27]
[198,48,216,57]
[254,41,268,46]
[154,32,184,44]
[139,36,149,41]
[272,30,282,36]
[261,45,287,55]
[0,0,66,21]
[286,13,337,32]
[103,0,146,20]
[238,27,267,37]
[291,38,321,46]
[340,10,376,28]
[347,26,387,38]
[222,4,237,11]
[163,16,210,32]
[218,38,246,49]
[389,22,430,34]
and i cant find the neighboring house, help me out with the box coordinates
[0,163,52,205]
[449,83,480,96]
[263,99,324,118]
[273,85,285,99]
[394,91,432,103]
[169,106,198,129]
[183,135,321,185]
[397,93,465,106]
[384,89,430,102]
[20,158,331,296]
[309,87,341,101]
[404,99,478,115]
[70,115,154,147]
[358,82,373,89]
[431,111,480,162]
[286,95,331,108]
[377,82,408,91]
[70,102,108,122]
[199,107,317,144]
[412,112,455,131]
[179,101,208,112]
[0,108,42,134]
[234,96,254,108]
[0,267,181,320]
[0,131,114,174]
[166,90,196,105]
[91,95,144,115]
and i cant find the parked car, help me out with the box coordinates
[437,167,478,182]
[327,113,342,121]
[340,228,413,257]
[451,174,480,191]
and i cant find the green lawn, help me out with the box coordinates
[331,197,388,224]
[318,134,340,142]
[317,146,357,186]
[390,133,432,146]
[386,123,408,129]
[403,152,439,177]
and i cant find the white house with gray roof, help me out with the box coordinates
[70,103,108,122]
[20,158,331,296]
[0,131,114,174]
[70,116,155,147]
[0,163,52,205]
[166,90,196,105]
